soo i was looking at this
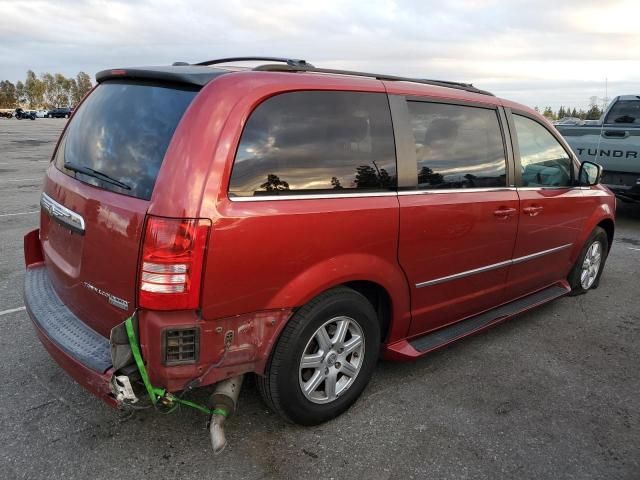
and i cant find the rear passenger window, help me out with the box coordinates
[229,91,396,197]
[407,102,507,189]
[513,115,573,187]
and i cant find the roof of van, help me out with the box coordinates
[96,58,494,97]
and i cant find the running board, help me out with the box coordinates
[384,284,570,360]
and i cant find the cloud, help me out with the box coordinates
[0,0,638,109]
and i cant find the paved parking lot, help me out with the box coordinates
[0,119,638,480]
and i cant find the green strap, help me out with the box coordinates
[124,316,164,403]
[123,315,227,417]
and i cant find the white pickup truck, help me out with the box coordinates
[556,95,640,202]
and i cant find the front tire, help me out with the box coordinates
[257,287,380,425]
[568,226,608,295]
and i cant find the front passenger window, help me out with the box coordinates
[513,115,573,187]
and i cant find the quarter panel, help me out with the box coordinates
[202,196,411,343]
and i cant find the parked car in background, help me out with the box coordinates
[36,109,49,118]
[14,108,36,120]
[47,107,72,118]
[0,109,13,118]
[557,95,640,202]
[24,58,615,448]
[554,116,582,126]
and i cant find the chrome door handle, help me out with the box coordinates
[493,207,517,218]
[523,205,544,216]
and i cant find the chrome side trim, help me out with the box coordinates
[228,191,397,202]
[415,258,513,288]
[415,243,573,288]
[40,192,85,234]
[228,187,522,201]
[398,187,517,196]
[516,186,576,191]
[509,243,573,265]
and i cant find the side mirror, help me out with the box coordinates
[578,161,602,186]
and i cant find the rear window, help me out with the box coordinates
[604,99,640,124]
[229,91,396,197]
[55,81,197,200]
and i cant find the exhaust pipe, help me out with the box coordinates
[209,375,244,455]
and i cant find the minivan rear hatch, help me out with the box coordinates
[41,79,198,337]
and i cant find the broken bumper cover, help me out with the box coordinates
[24,264,117,407]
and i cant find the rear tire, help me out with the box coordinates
[257,287,380,425]
[568,226,608,295]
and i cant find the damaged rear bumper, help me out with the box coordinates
[23,228,294,409]
[24,263,117,407]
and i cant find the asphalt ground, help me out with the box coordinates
[0,118,638,480]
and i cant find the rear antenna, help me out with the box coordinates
[592,77,608,166]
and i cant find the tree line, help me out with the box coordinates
[535,97,606,122]
[0,70,93,109]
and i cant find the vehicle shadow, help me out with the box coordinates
[616,200,640,221]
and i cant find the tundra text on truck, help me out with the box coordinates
[23,57,615,453]
[557,95,640,202]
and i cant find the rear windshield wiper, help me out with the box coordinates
[64,162,132,190]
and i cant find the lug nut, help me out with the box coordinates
[335,362,341,369]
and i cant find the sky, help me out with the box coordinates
[1,0,639,110]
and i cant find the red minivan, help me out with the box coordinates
[24,57,615,429]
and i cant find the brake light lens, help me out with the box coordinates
[139,216,211,310]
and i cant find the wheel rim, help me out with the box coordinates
[298,316,365,404]
[580,240,602,289]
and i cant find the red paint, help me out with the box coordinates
[504,188,585,299]
[24,68,616,407]
[399,190,520,336]
[41,165,148,337]
[24,229,44,267]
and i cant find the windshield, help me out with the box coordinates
[55,81,198,200]
[605,99,640,125]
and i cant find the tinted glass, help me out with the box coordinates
[513,115,572,187]
[229,91,396,197]
[56,81,197,200]
[407,102,506,189]
[604,100,640,124]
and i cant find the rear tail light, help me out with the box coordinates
[139,216,211,310]
[163,327,199,364]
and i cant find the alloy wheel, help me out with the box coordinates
[298,316,365,404]
[580,240,602,289]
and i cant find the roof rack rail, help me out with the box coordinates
[194,57,314,68]
[253,63,494,96]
